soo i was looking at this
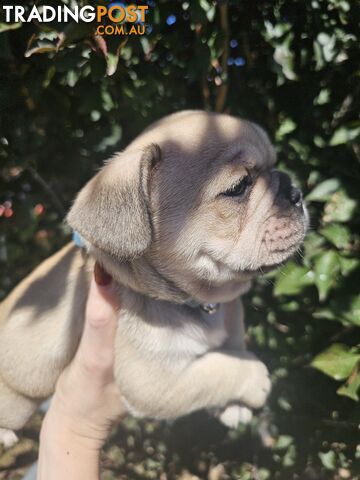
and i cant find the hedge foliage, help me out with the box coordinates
[0,0,359,478]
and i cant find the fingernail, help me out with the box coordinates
[94,262,112,286]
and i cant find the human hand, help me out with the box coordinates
[38,263,124,480]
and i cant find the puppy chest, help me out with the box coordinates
[164,311,228,358]
[120,305,228,364]
[199,307,228,348]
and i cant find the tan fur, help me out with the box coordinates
[0,110,307,438]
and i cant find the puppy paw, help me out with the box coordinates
[0,428,19,449]
[239,359,271,409]
[219,404,253,428]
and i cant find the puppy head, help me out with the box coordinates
[67,111,308,302]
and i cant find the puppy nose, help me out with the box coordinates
[276,172,302,207]
[290,186,302,207]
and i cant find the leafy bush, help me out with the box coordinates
[0,1,359,478]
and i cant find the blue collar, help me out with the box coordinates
[72,231,86,249]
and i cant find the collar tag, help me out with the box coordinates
[184,298,220,315]
[201,303,219,315]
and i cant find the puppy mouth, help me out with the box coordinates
[241,228,306,276]
[242,263,281,275]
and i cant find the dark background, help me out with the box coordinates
[0,1,359,478]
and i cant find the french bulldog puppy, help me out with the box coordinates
[0,110,307,446]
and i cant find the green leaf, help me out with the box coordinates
[313,250,340,301]
[319,450,336,470]
[304,232,326,260]
[0,22,22,33]
[199,0,216,21]
[317,32,336,63]
[314,295,360,326]
[313,306,337,322]
[314,88,330,105]
[276,118,296,140]
[274,435,294,450]
[273,40,297,80]
[311,344,360,381]
[25,43,57,58]
[337,368,360,401]
[106,52,120,77]
[305,178,340,202]
[320,223,351,249]
[95,125,122,152]
[274,262,314,296]
[323,191,357,223]
[329,126,360,146]
[344,295,360,326]
[339,257,360,276]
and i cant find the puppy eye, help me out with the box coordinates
[223,175,252,198]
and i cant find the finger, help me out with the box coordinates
[77,264,120,369]
[86,263,118,327]
[94,261,112,288]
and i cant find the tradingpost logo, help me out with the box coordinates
[1,2,149,36]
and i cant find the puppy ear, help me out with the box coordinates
[66,144,161,259]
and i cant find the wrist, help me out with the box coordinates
[41,406,106,452]
[38,413,102,480]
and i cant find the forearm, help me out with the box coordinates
[36,270,123,480]
[37,413,101,480]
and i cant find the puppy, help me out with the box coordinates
[0,110,307,445]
